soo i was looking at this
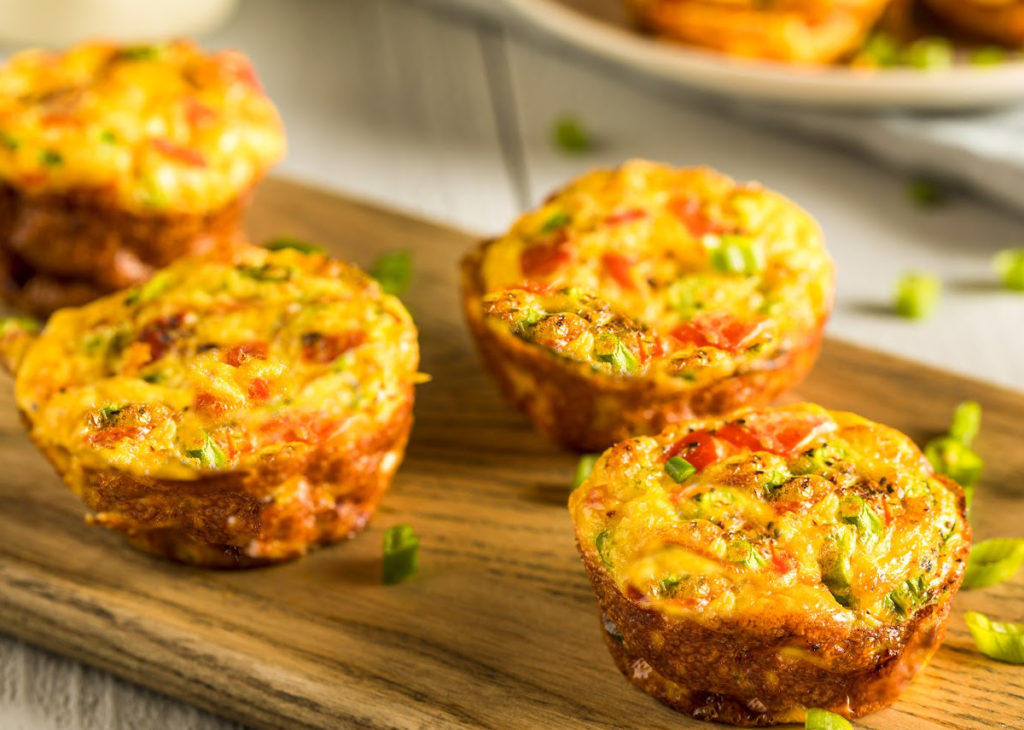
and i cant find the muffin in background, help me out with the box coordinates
[0,39,286,315]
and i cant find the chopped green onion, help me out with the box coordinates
[117,45,160,61]
[838,495,882,542]
[971,46,1008,66]
[237,262,293,282]
[100,130,118,144]
[949,400,982,446]
[903,37,954,70]
[369,250,412,296]
[894,272,940,319]
[0,131,20,151]
[552,115,591,153]
[540,210,571,234]
[963,539,1024,590]
[595,529,612,567]
[0,316,39,336]
[665,456,696,483]
[884,575,927,618]
[184,433,227,469]
[709,234,764,275]
[925,436,983,488]
[726,539,765,570]
[40,149,63,167]
[656,574,684,598]
[125,271,171,306]
[573,453,600,489]
[964,611,1024,664]
[382,524,419,584]
[805,707,852,730]
[98,403,123,422]
[264,236,324,254]
[994,249,1024,292]
[860,32,900,67]
[593,334,638,375]
[820,526,855,607]
[907,178,947,208]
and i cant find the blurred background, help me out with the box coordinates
[0,0,1021,727]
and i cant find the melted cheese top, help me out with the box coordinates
[13,247,418,481]
[478,160,833,383]
[570,403,968,627]
[0,39,285,213]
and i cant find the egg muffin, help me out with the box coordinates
[0,246,419,567]
[623,0,891,64]
[461,160,833,452]
[923,0,1024,45]
[0,40,286,316]
[569,403,970,725]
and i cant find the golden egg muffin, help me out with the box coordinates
[569,403,970,725]
[0,246,419,567]
[0,39,286,316]
[623,0,891,64]
[461,160,833,452]
[924,0,1024,45]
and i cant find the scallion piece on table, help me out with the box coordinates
[382,524,419,584]
[963,539,1024,590]
[370,250,413,296]
[552,115,591,153]
[665,456,696,483]
[949,400,982,446]
[903,37,954,70]
[994,249,1024,292]
[971,46,1008,66]
[894,272,940,319]
[805,707,852,729]
[860,32,900,67]
[925,436,983,488]
[0,316,39,336]
[264,236,324,254]
[573,453,600,489]
[964,611,1024,664]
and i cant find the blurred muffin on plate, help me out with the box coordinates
[0,39,285,315]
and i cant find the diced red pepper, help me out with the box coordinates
[301,331,366,364]
[520,235,573,278]
[194,392,229,417]
[601,252,636,290]
[41,112,83,127]
[88,426,140,447]
[604,208,647,226]
[152,138,207,167]
[881,500,893,526]
[715,423,765,452]
[669,314,765,354]
[185,97,217,127]
[770,545,797,574]
[137,313,185,363]
[668,196,729,238]
[225,341,269,367]
[259,413,341,443]
[248,377,270,401]
[741,410,834,457]
[666,429,727,472]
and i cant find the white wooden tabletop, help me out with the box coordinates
[1,0,1022,728]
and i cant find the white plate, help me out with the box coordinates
[506,0,1024,110]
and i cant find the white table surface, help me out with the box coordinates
[1,0,1022,728]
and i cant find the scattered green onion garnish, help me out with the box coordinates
[593,333,638,375]
[100,130,118,144]
[237,262,293,282]
[665,456,696,483]
[726,539,765,570]
[838,495,882,541]
[949,400,982,446]
[894,272,940,319]
[925,436,983,489]
[125,271,171,306]
[963,539,1024,590]
[264,236,324,254]
[994,249,1024,292]
[860,32,900,67]
[709,234,764,276]
[906,177,947,208]
[595,529,612,567]
[0,131,20,151]
[903,37,954,70]
[40,149,63,167]
[185,433,227,469]
[540,210,571,234]
[370,250,412,296]
[382,524,419,584]
[971,46,1008,67]
[805,707,852,730]
[964,611,1024,664]
[117,45,160,61]
[0,316,39,336]
[552,115,592,153]
[573,453,600,489]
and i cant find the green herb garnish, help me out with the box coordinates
[963,538,1024,590]
[552,115,591,153]
[184,433,227,469]
[382,524,420,584]
[709,234,764,276]
[665,456,696,483]
[40,150,63,167]
[573,453,600,489]
[903,37,954,70]
[995,249,1024,292]
[264,236,324,254]
[369,250,412,296]
[894,271,940,319]
[964,611,1024,664]
[540,210,571,234]
[804,707,852,730]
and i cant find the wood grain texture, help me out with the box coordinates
[0,178,1021,730]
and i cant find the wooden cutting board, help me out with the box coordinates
[0,178,1021,730]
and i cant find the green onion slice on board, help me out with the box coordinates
[382,524,420,584]
[964,611,1024,664]
[804,707,852,730]
[963,538,1024,590]
[573,454,600,489]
